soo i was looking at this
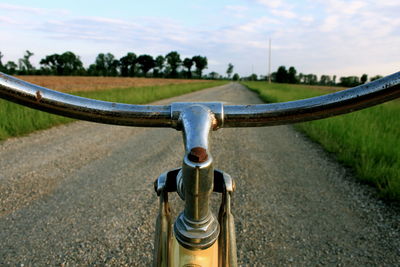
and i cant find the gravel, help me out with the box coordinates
[0,83,399,266]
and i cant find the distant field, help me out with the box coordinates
[16,75,209,92]
[0,77,227,141]
[242,81,400,201]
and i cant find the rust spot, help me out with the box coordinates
[211,116,218,129]
[36,91,42,102]
[188,147,208,163]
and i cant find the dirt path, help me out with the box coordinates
[0,83,399,266]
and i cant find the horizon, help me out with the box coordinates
[0,0,399,78]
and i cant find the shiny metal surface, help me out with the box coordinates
[174,104,220,250]
[179,104,215,154]
[1,70,400,258]
[217,171,237,267]
[0,72,171,127]
[224,71,400,127]
[1,71,399,128]
[171,102,223,129]
[153,189,172,267]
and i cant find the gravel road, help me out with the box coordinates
[1,83,399,266]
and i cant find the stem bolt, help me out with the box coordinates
[188,147,208,163]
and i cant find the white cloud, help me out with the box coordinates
[208,59,222,66]
[0,3,68,15]
[300,16,314,23]
[379,0,400,6]
[0,16,19,25]
[0,1,399,77]
[225,5,249,12]
[237,16,280,33]
[270,9,296,19]
[320,0,366,15]
[255,0,283,8]
[319,15,339,32]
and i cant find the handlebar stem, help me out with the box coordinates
[173,104,221,250]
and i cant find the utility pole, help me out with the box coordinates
[268,38,271,83]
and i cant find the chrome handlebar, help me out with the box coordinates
[1,71,399,128]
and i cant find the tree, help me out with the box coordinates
[137,54,155,77]
[120,52,137,77]
[165,51,182,78]
[370,75,383,82]
[90,53,119,76]
[232,73,240,81]
[275,66,288,83]
[61,51,84,75]
[270,72,277,82]
[40,51,84,75]
[208,71,220,80]
[5,61,18,75]
[40,54,59,74]
[298,73,304,83]
[288,66,297,83]
[303,74,318,85]
[154,55,165,77]
[308,74,318,85]
[0,52,4,72]
[18,50,35,74]
[183,58,194,78]
[192,55,207,78]
[250,73,258,81]
[361,74,368,84]
[340,76,360,87]
[226,63,234,79]
[319,75,331,86]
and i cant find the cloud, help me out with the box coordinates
[300,16,314,23]
[255,0,283,8]
[225,5,249,12]
[379,0,400,6]
[237,17,280,33]
[0,1,398,77]
[322,0,366,15]
[270,9,296,19]
[0,16,19,25]
[319,15,339,32]
[252,0,298,20]
[0,3,68,15]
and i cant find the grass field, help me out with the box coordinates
[15,75,210,92]
[242,81,400,201]
[0,76,227,141]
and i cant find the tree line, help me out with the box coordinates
[244,65,384,87]
[0,50,211,79]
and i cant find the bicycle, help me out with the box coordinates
[0,71,399,266]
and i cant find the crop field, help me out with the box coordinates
[242,81,400,201]
[15,75,210,92]
[0,76,227,141]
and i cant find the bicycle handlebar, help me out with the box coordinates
[0,72,172,127]
[224,71,400,127]
[0,71,399,128]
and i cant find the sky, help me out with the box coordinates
[0,0,399,78]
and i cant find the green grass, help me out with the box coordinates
[242,81,400,201]
[0,81,227,141]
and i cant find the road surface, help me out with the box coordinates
[1,83,399,266]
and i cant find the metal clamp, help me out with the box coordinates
[171,102,224,130]
[216,171,237,267]
[153,169,237,266]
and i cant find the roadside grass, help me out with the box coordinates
[242,81,400,201]
[0,81,227,141]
